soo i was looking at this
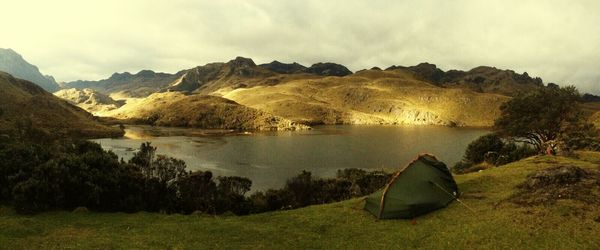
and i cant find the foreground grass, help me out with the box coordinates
[1,153,600,249]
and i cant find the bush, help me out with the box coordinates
[1,139,392,215]
[464,134,504,164]
[452,161,474,174]
[455,135,538,174]
[177,171,217,214]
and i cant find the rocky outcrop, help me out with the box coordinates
[62,70,179,98]
[386,63,544,96]
[167,57,276,93]
[0,48,60,92]
[54,88,124,115]
[259,60,307,74]
[303,62,353,77]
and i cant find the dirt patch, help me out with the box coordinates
[511,166,600,206]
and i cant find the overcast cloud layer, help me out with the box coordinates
[1,0,599,94]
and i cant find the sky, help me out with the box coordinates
[1,0,599,94]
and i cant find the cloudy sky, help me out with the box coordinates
[1,0,599,93]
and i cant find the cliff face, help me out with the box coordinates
[0,48,60,92]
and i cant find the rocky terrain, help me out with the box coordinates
[61,70,180,98]
[222,69,508,126]
[103,92,309,131]
[80,57,546,127]
[387,63,544,96]
[0,48,60,92]
[53,88,124,115]
[0,72,122,139]
[1,49,552,129]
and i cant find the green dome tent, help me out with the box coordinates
[364,154,459,219]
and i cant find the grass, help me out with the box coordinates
[1,152,600,249]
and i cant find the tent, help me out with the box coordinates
[364,154,459,219]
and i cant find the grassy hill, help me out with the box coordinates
[222,69,509,126]
[2,152,599,249]
[0,72,123,139]
[583,102,600,128]
[50,57,547,128]
[103,92,309,131]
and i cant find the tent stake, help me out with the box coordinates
[430,181,476,214]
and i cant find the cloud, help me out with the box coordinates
[1,0,599,94]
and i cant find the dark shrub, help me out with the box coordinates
[284,171,318,208]
[216,176,253,215]
[464,134,504,164]
[312,179,352,204]
[177,171,217,214]
[496,142,537,165]
[452,161,474,174]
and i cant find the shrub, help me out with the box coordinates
[177,171,217,214]
[215,176,253,215]
[2,139,392,215]
[452,161,474,174]
[464,134,504,164]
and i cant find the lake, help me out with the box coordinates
[92,125,489,191]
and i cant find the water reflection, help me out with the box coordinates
[93,125,489,191]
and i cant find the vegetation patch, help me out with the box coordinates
[511,165,600,206]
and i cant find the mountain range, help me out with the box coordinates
[52,56,536,127]
[3,49,592,131]
[0,48,60,92]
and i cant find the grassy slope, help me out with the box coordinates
[103,92,308,131]
[0,72,123,138]
[222,69,508,126]
[1,153,600,249]
[582,102,600,128]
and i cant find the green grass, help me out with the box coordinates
[1,153,600,249]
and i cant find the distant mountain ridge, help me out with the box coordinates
[0,48,60,92]
[54,88,124,115]
[386,63,544,96]
[61,70,180,98]
[0,49,557,129]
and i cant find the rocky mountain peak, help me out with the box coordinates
[304,62,352,77]
[228,56,256,68]
[0,48,60,92]
[259,60,307,74]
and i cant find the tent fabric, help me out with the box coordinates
[364,154,459,219]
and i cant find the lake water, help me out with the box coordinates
[92,125,489,191]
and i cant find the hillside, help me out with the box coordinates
[50,57,549,128]
[103,92,309,131]
[222,69,509,126]
[0,48,60,92]
[387,63,544,96]
[53,88,124,115]
[1,152,599,248]
[168,57,279,94]
[583,102,600,128]
[61,70,180,98]
[0,72,123,139]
